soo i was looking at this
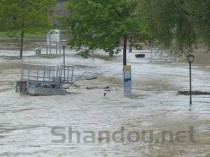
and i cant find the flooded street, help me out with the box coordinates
[0,47,210,157]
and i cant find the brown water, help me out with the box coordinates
[0,48,210,157]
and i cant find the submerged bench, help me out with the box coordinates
[135,54,145,58]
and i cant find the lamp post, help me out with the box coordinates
[61,40,67,81]
[187,54,195,105]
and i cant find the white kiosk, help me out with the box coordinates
[46,29,61,55]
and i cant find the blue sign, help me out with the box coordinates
[123,65,131,94]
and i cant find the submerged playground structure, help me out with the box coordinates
[16,64,74,96]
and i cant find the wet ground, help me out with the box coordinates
[0,46,210,157]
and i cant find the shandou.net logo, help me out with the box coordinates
[50,126,196,144]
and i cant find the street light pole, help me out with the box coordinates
[187,54,195,105]
[189,61,192,105]
[61,40,67,81]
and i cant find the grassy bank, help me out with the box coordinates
[0,32,46,40]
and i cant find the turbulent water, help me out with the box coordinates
[0,47,210,157]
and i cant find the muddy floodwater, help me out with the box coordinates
[0,47,210,157]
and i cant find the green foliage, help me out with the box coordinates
[0,0,56,58]
[185,0,210,49]
[78,49,90,58]
[63,0,147,56]
[0,0,56,32]
[138,0,210,53]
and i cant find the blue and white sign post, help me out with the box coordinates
[123,65,132,94]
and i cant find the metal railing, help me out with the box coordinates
[20,64,74,84]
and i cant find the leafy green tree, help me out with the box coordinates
[138,0,210,54]
[184,0,210,49]
[0,0,56,58]
[63,0,147,65]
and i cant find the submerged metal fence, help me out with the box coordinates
[20,64,74,84]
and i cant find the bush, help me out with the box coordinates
[78,50,90,58]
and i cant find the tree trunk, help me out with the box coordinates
[20,30,24,59]
[123,35,127,66]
